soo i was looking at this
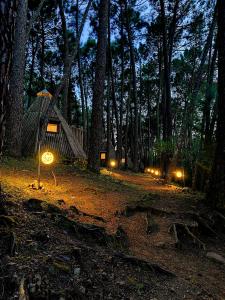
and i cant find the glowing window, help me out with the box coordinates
[47,123,59,133]
[100,152,106,160]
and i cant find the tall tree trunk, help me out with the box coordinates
[204,42,217,146]
[108,2,119,163]
[106,68,111,165]
[118,2,124,167]
[206,0,225,210]
[0,0,15,156]
[159,0,173,179]
[59,0,70,120]
[125,0,139,172]
[124,74,131,169]
[6,0,28,157]
[76,0,87,151]
[28,34,39,108]
[88,0,108,172]
[40,16,45,87]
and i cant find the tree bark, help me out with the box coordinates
[59,0,70,120]
[0,0,15,156]
[118,2,125,167]
[6,0,28,157]
[125,0,139,172]
[88,0,108,172]
[206,0,225,210]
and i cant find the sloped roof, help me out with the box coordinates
[22,95,86,159]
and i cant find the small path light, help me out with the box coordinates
[110,159,116,168]
[41,151,54,165]
[174,168,185,186]
[154,169,160,176]
[175,170,183,179]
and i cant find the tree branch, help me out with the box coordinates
[26,0,46,38]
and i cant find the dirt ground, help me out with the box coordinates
[1,158,225,299]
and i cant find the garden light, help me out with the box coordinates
[41,151,54,165]
[175,170,184,179]
[110,159,116,168]
[154,170,160,176]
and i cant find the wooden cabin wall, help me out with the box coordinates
[71,126,84,148]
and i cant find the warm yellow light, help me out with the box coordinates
[47,123,58,133]
[150,169,155,174]
[154,170,160,176]
[147,168,151,173]
[110,160,116,168]
[100,152,106,160]
[176,170,183,178]
[41,151,54,165]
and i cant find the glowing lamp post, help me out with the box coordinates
[37,147,55,189]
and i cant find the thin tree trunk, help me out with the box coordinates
[28,34,39,108]
[118,2,124,166]
[204,42,217,146]
[124,75,131,169]
[106,68,111,165]
[40,16,45,87]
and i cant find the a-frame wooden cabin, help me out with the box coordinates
[22,90,86,160]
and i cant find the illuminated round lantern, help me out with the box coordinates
[150,169,154,174]
[154,170,160,176]
[146,168,151,173]
[110,159,116,168]
[41,151,54,165]
[176,170,183,179]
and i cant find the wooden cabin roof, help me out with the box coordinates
[22,96,86,159]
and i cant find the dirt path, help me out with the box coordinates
[1,161,225,299]
[111,171,225,299]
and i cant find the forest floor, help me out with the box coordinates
[0,158,225,299]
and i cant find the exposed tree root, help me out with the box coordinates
[184,224,206,250]
[70,205,106,223]
[169,222,205,250]
[113,252,175,277]
[145,212,159,234]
